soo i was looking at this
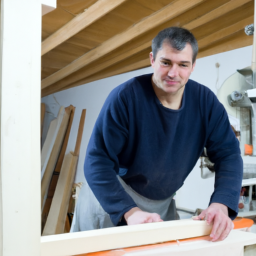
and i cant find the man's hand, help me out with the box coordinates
[124,207,163,225]
[193,203,234,242]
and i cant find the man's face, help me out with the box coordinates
[150,41,196,96]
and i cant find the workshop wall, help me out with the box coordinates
[42,45,253,211]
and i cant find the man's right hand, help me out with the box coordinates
[124,207,163,225]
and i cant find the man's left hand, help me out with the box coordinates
[193,203,234,242]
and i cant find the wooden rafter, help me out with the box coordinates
[42,0,253,96]
[198,30,253,58]
[42,58,150,97]
[41,0,206,90]
[198,15,254,49]
[67,59,150,90]
[41,0,127,56]
[184,0,251,30]
[43,42,151,95]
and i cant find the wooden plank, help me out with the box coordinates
[41,0,252,94]
[51,12,252,95]
[40,229,256,256]
[41,106,64,178]
[84,231,256,256]
[64,214,71,233]
[82,234,256,256]
[61,58,149,92]
[42,7,74,41]
[41,103,46,140]
[44,10,252,97]
[42,152,78,235]
[198,16,254,49]
[41,107,71,209]
[184,0,252,31]
[58,0,98,15]
[41,174,59,232]
[198,31,253,58]
[41,105,75,232]
[42,0,127,55]
[43,58,150,96]
[41,0,205,89]
[42,109,86,235]
[54,105,76,172]
[74,109,86,156]
[41,219,213,255]
[192,1,253,40]
[44,41,151,95]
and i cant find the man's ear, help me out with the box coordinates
[149,52,155,67]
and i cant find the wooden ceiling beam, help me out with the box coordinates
[64,58,150,90]
[43,16,253,97]
[42,14,253,98]
[43,41,152,95]
[42,58,150,97]
[41,0,206,90]
[198,15,254,49]
[42,0,252,95]
[197,31,253,58]
[184,0,252,31]
[41,0,127,56]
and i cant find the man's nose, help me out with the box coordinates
[168,65,178,77]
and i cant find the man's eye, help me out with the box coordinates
[180,64,188,67]
[161,61,169,66]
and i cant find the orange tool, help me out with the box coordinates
[79,218,254,256]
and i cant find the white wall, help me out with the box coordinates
[42,45,253,211]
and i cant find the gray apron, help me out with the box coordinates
[71,176,179,232]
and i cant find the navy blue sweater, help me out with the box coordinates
[84,73,243,225]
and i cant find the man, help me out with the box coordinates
[75,27,242,242]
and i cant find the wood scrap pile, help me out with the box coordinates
[40,103,86,235]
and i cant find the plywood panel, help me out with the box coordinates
[42,43,90,73]
[192,1,254,40]
[134,0,177,11]
[58,0,98,15]
[42,0,127,55]
[198,15,254,49]
[42,7,74,40]
[198,30,253,58]
[109,0,154,23]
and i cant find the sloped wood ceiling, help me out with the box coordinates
[41,0,254,97]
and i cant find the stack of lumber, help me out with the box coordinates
[41,105,86,235]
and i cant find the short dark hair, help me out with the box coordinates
[151,27,198,63]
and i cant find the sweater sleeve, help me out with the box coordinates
[84,88,137,225]
[204,91,243,220]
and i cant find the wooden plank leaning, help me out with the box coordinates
[41,105,76,232]
[42,109,86,235]
[41,106,64,179]
[41,106,71,209]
